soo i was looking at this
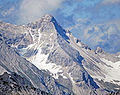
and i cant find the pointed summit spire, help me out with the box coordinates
[42,14,55,22]
[44,14,53,19]
[95,47,104,54]
[27,14,56,29]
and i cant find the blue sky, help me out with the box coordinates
[55,0,120,26]
[0,0,120,53]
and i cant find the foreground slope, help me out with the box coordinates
[0,31,73,95]
[0,72,51,95]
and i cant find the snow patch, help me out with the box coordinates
[59,73,67,79]
[38,29,41,42]
[11,44,18,48]
[68,73,75,84]
[66,33,70,37]
[93,58,120,85]
[26,43,65,79]
[50,33,54,37]
[29,28,35,41]
[118,55,120,58]
[29,48,63,79]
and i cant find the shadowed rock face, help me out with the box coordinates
[0,14,120,95]
[0,72,51,95]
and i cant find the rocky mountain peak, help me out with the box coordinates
[95,46,104,54]
[27,14,57,29]
[42,14,55,22]
[26,14,69,44]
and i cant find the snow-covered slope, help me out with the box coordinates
[64,30,120,85]
[100,58,120,83]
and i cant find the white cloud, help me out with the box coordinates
[1,7,14,16]
[17,0,64,24]
[102,0,120,4]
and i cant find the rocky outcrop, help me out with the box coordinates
[0,72,51,95]
[95,47,104,54]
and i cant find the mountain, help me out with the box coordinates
[0,14,120,95]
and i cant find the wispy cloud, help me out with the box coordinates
[1,7,14,17]
[69,20,120,53]
[102,0,120,4]
[17,0,64,24]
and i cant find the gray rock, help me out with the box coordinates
[0,72,51,95]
